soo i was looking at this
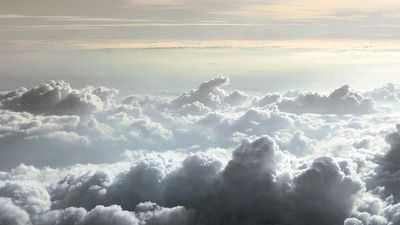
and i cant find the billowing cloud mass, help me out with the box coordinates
[268,85,376,115]
[0,80,117,115]
[2,77,400,225]
[364,84,400,103]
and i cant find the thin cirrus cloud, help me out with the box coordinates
[1,0,400,40]
[227,0,400,20]
[3,39,400,51]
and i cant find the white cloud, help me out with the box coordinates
[0,80,117,115]
[171,75,230,109]
[365,83,400,103]
[0,181,50,215]
[276,85,376,115]
[1,77,400,224]
[0,197,32,225]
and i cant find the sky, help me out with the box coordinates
[2,0,400,40]
[2,0,400,93]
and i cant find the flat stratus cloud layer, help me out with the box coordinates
[1,77,400,224]
[2,0,400,40]
[5,39,400,50]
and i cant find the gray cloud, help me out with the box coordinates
[369,125,400,203]
[34,136,363,225]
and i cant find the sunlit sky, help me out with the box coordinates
[2,0,400,92]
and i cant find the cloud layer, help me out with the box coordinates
[1,77,400,224]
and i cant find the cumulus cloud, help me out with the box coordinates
[2,77,400,225]
[23,136,363,225]
[129,117,173,141]
[0,77,387,170]
[34,202,196,225]
[197,107,294,147]
[0,77,288,168]
[369,124,400,202]
[170,76,251,114]
[171,76,230,109]
[290,157,363,225]
[163,154,222,211]
[258,85,376,115]
[365,83,400,103]
[50,170,111,210]
[0,181,50,215]
[135,202,196,225]
[353,138,370,149]
[278,131,313,156]
[0,197,31,225]
[0,80,117,115]
[345,191,388,225]
[224,90,249,106]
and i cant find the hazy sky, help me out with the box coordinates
[2,0,400,92]
[2,0,400,40]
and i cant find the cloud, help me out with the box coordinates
[24,136,364,225]
[223,90,249,106]
[171,75,230,109]
[345,192,388,225]
[220,136,281,223]
[226,0,400,20]
[278,131,314,156]
[274,85,376,115]
[353,138,370,149]
[0,80,117,115]
[105,157,168,210]
[170,76,252,114]
[129,118,173,141]
[35,203,195,225]
[369,124,400,202]
[290,157,363,225]
[0,77,387,170]
[135,202,196,225]
[0,181,50,215]
[50,170,111,210]
[36,205,139,225]
[0,197,31,225]
[163,154,222,211]
[365,83,400,103]
[197,107,294,146]
[2,77,400,225]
